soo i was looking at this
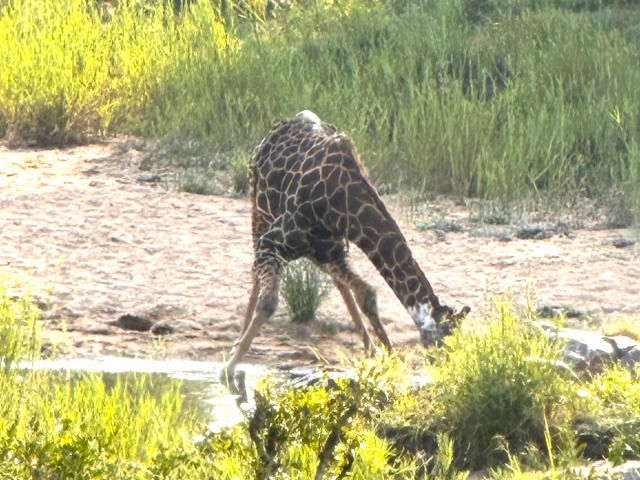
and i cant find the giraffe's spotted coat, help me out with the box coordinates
[221,112,465,383]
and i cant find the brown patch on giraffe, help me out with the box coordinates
[221,111,467,379]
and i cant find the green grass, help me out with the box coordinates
[429,299,580,470]
[1,0,639,221]
[1,279,639,478]
[280,258,330,323]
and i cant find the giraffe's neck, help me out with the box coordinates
[347,187,442,334]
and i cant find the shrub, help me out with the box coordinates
[0,280,40,369]
[586,366,640,462]
[394,298,581,471]
[230,151,250,194]
[0,281,206,478]
[214,354,411,479]
[280,258,330,323]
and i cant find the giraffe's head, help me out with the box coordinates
[410,303,470,347]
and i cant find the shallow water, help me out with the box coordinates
[21,357,273,428]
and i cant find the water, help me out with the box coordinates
[19,357,434,430]
[22,357,273,429]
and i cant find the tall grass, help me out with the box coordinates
[0,0,230,144]
[430,299,579,470]
[1,0,639,219]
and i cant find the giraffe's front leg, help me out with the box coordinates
[219,253,282,391]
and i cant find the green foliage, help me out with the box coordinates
[586,366,640,462]
[0,281,39,369]
[0,281,207,478]
[230,151,250,194]
[0,372,198,479]
[0,0,230,145]
[215,354,412,479]
[2,281,639,478]
[1,0,640,221]
[280,258,330,323]
[397,298,582,470]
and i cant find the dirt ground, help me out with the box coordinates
[1,141,639,371]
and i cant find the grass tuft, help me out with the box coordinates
[280,258,330,324]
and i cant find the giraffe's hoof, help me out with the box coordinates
[220,367,249,403]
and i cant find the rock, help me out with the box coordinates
[434,229,447,242]
[564,350,589,373]
[151,322,175,335]
[537,305,584,320]
[575,460,640,480]
[621,347,640,372]
[603,336,639,357]
[574,418,615,460]
[82,166,100,176]
[559,329,617,373]
[613,238,636,249]
[136,174,163,183]
[111,314,153,332]
[616,460,640,480]
[516,226,554,240]
[555,221,573,237]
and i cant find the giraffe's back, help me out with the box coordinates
[250,112,378,262]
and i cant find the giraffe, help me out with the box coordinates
[220,111,468,386]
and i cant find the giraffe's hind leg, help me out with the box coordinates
[321,255,392,352]
[316,260,372,353]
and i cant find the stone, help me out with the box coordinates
[111,314,153,332]
[603,336,640,357]
[151,322,175,335]
[564,350,589,373]
[516,226,554,240]
[613,238,636,249]
[537,305,584,319]
[621,347,640,372]
[559,329,617,373]
[615,460,640,480]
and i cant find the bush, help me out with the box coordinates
[0,281,205,479]
[391,298,582,471]
[280,258,330,323]
[2,280,639,478]
[586,366,640,462]
[0,280,40,369]
[230,151,250,194]
[209,355,411,479]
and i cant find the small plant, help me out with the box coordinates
[230,151,250,194]
[0,280,40,369]
[178,174,219,195]
[586,365,640,462]
[280,258,330,323]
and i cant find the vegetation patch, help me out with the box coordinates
[281,258,331,324]
[1,279,638,478]
[1,0,639,221]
